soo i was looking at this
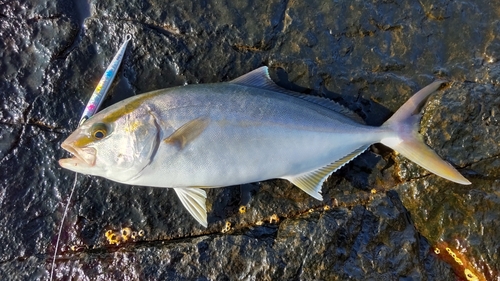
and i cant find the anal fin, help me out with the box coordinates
[173,187,208,227]
[283,146,368,200]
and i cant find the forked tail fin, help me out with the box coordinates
[381,81,471,185]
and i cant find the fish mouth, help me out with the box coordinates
[59,141,97,168]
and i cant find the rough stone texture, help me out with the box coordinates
[0,0,499,280]
[48,193,448,280]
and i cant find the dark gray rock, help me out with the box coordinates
[1,0,499,280]
[49,194,449,280]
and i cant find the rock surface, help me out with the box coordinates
[0,0,499,280]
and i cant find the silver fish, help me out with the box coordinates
[59,67,470,226]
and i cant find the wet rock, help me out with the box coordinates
[0,0,499,280]
[49,194,450,280]
[394,73,500,279]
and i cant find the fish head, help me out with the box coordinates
[59,104,160,183]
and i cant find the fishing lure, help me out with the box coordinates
[79,33,132,125]
[50,34,132,281]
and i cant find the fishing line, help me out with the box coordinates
[50,173,78,280]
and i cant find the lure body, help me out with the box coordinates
[79,34,132,125]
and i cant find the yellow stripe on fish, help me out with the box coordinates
[102,90,164,124]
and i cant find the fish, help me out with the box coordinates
[59,66,471,227]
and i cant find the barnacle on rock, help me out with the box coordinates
[221,221,232,233]
[105,230,121,245]
[121,227,132,242]
[105,227,142,245]
[108,233,120,245]
[464,269,479,281]
[433,241,486,281]
[269,214,279,224]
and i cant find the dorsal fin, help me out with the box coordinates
[283,145,369,200]
[230,66,278,89]
[230,67,364,123]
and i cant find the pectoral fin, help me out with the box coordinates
[284,146,368,200]
[164,117,209,149]
[173,187,208,227]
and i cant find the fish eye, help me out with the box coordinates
[94,130,105,139]
[91,123,109,140]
